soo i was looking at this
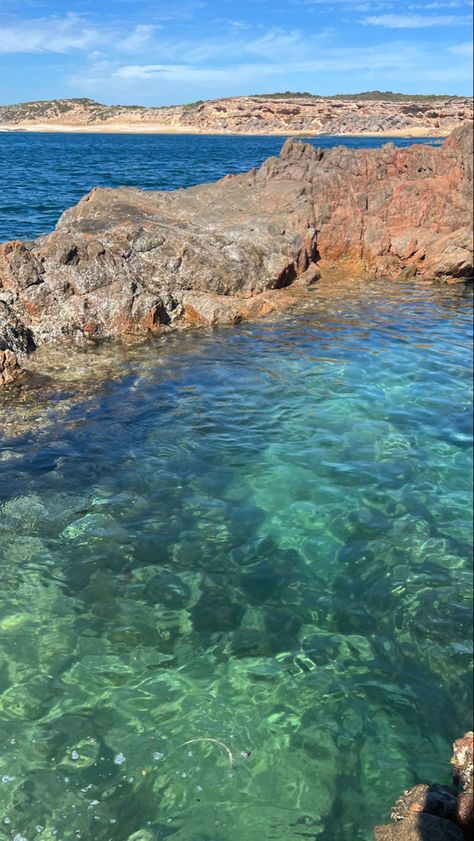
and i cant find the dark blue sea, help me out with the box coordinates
[0,133,472,841]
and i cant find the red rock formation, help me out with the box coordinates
[0,123,472,384]
[280,122,473,279]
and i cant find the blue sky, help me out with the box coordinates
[0,0,472,105]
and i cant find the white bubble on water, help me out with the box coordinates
[71,751,79,761]
[114,752,126,765]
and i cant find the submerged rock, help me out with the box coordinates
[0,123,472,384]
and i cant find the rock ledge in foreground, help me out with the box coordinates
[374,731,473,840]
[0,122,472,384]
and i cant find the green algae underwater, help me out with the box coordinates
[0,278,472,841]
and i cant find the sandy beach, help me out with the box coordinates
[0,121,449,137]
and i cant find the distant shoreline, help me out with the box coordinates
[0,123,449,138]
[2,94,470,138]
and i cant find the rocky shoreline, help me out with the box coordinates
[374,732,473,840]
[0,94,472,136]
[1,122,472,386]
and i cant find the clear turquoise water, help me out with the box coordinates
[0,277,472,841]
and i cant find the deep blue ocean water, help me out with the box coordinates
[0,134,472,841]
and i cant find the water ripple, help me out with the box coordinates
[0,276,472,840]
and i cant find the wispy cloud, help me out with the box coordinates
[0,13,101,54]
[0,14,160,55]
[119,24,159,52]
[70,34,472,98]
[362,12,472,27]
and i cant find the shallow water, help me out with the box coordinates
[0,278,472,841]
[0,132,440,242]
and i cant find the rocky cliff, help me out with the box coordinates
[0,94,472,136]
[0,122,472,385]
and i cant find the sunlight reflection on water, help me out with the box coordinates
[0,277,472,840]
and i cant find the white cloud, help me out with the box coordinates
[0,15,160,56]
[2,10,470,102]
[0,13,102,54]
[362,12,472,27]
[119,24,159,52]
[72,36,471,94]
[114,64,246,83]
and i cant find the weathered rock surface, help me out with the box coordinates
[452,732,474,791]
[0,94,472,136]
[375,732,474,840]
[391,784,457,822]
[0,348,21,385]
[0,123,472,384]
[452,732,474,837]
[0,300,34,384]
[374,814,464,841]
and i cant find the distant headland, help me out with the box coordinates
[0,92,472,136]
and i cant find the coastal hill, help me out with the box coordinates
[0,92,472,136]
